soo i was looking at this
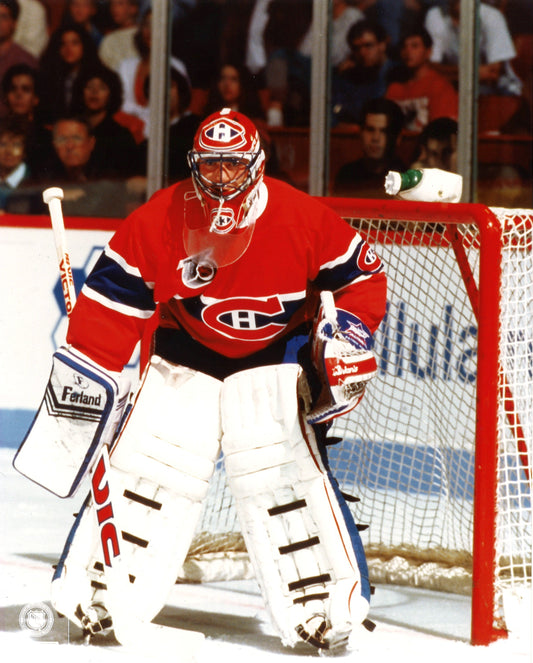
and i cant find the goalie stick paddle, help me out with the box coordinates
[42,187,205,657]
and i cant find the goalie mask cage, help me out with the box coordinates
[185,199,532,647]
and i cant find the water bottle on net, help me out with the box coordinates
[384,168,463,203]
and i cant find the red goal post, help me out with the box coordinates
[185,199,532,647]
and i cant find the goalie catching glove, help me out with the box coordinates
[308,291,377,425]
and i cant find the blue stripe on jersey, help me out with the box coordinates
[312,239,381,292]
[84,252,156,314]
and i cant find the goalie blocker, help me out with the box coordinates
[13,346,129,498]
[51,356,223,635]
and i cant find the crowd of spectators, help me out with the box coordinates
[0,0,530,213]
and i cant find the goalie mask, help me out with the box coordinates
[185,108,266,268]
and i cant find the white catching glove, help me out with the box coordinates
[307,291,377,425]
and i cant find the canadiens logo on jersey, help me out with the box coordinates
[199,118,247,151]
[184,293,304,341]
[357,243,380,271]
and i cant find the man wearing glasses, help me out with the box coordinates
[332,19,394,126]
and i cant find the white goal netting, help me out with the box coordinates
[184,203,532,640]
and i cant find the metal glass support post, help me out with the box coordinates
[457,0,480,202]
[308,0,331,196]
[146,0,172,198]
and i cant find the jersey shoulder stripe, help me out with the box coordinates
[312,234,383,292]
[105,245,153,286]
[83,251,156,317]
[81,285,155,319]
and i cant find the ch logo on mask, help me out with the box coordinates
[199,119,247,150]
[207,122,239,143]
[211,208,237,234]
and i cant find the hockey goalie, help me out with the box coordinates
[14,108,387,652]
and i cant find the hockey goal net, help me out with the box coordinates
[184,199,533,646]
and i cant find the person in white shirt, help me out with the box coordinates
[424,0,523,96]
[297,0,364,68]
[98,0,140,72]
[263,0,364,126]
[13,0,48,58]
[117,9,190,139]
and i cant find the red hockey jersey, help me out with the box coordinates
[67,177,387,372]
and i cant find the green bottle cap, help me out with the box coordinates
[385,169,424,195]
[399,169,423,191]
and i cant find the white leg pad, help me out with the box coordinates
[52,356,222,630]
[221,364,370,650]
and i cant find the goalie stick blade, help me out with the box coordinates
[113,618,205,660]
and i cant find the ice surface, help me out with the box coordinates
[1,449,530,663]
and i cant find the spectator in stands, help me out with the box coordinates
[263,0,313,127]
[218,3,256,73]
[98,0,140,72]
[424,0,523,96]
[0,0,38,118]
[172,0,273,113]
[263,0,364,126]
[333,97,405,198]
[200,58,288,181]
[328,0,365,68]
[291,0,365,70]
[244,0,272,85]
[13,0,49,58]
[410,116,458,172]
[38,23,102,125]
[116,7,151,135]
[71,63,140,177]
[139,0,196,23]
[46,115,99,182]
[2,61,38,118]
[137,62,200,184]
[118,8,190,140]
[165,65,201,184]
[1,62,52,172]
[60,0,103,48]
[171,0,227,104]
[0,116,30,208]
[7,114,145,216]
[331,19,395,126]
[385,26,458,132]
[362,0,428,58]
[204,63,265,121]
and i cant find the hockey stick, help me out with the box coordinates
[42,187,205,657]
[43,187,76,316]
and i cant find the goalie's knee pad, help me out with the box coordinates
[52,356,222,632]
[220,364,371,651]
